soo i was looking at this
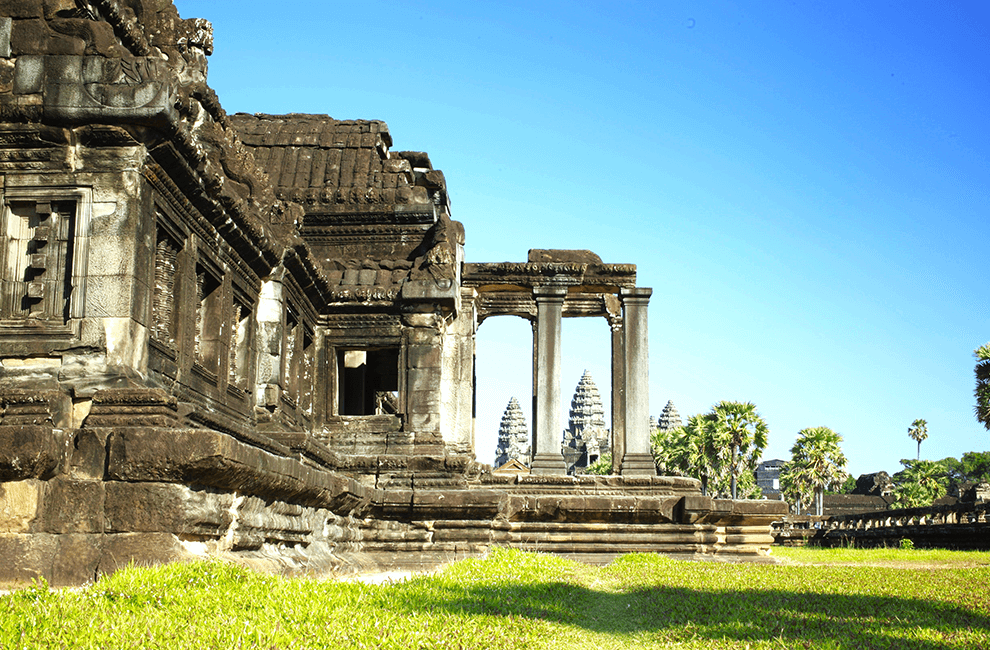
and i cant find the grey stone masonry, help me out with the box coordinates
[530,286,568,475]
[620,288,655,475]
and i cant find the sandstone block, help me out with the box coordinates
[42,479,104,533]
[104,482,232,535]
[11,19,85,55]
[51,533,102,586]
[0,425,62,481]
[64,429,107,479]
[406,346,441,369]
[0,17,11,58]
[4,2,45,19]
[0,532,56,584]
[0,479,43,533]
[96,533,187,577]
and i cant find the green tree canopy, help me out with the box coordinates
[974,344,990,430]
[891,459,949,509]
[710,401,769,500]
[788,426,848,516]
[779,460,813,515]
[582,452,612,476]
[651,403,768,499]
[651,413,729,496]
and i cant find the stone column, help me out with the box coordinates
[530,286,568,474]
[609,312,625,475]
[620,287,655,476]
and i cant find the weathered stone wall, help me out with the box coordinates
[0,414,374,585]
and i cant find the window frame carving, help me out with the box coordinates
[0,186,92,326]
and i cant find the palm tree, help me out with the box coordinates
[710,401,769,499]
[789,427,848,516]
[974,343,990,430]
[907,418,928,460]
[779,460,813,515]
[653,414,727,496]
[891,459,948,509]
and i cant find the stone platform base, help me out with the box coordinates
[1,424,787,586]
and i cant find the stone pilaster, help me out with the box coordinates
[609,311,625,475]
[620,287,654,476]
[530,286,567,474]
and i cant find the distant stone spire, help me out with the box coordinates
[658,400,682,431]
[494,397,530,468]
[562,370,610,473]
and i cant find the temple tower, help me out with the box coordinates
[562,370,610,473]
[494,397,530,468]
[658,400,682,431]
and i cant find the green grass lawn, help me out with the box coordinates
[2,547,989,649]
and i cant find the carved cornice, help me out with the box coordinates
[474,293,613,322]
[144,163,265,287]
[324,313,402,328]
[302,211,436,227]
[326,286,401,303]
[463,262,637,290]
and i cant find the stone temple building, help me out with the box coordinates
[562,370,610,474]
[493,396,529,469]
[0,1,784,584]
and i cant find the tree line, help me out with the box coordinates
[582,340,990,515]
[584,400,988,516]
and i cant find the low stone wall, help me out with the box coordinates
[813,502,990,550]
[772,503,990,550]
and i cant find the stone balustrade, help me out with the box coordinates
[772,502,990,549]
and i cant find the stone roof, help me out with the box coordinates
[229,113,446,215]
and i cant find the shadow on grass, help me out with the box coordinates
[385,580,990,649]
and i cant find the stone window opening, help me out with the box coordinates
[152,226,181,347]
[1,199,75,321]
[227,297,252,391]
[194,263,223,375]
[337,348,399,416]
[282,307,314,411]
[299,328,315,416]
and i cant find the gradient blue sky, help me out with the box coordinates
[176,1,989,478]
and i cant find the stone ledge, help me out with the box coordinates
[103,427,373,516]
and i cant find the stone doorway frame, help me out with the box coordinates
[463,253,654,476]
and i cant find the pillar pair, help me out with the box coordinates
[529,286,654,476]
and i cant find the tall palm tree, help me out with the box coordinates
[975,343,990,430]
[710,401,769,499]
[789,426,848,516]
[907,418,928,460]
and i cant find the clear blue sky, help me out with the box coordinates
[176,1,989,478]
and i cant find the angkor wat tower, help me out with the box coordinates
[658,400,683,431]
[562,370,610,473]
[493,396,529,469]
